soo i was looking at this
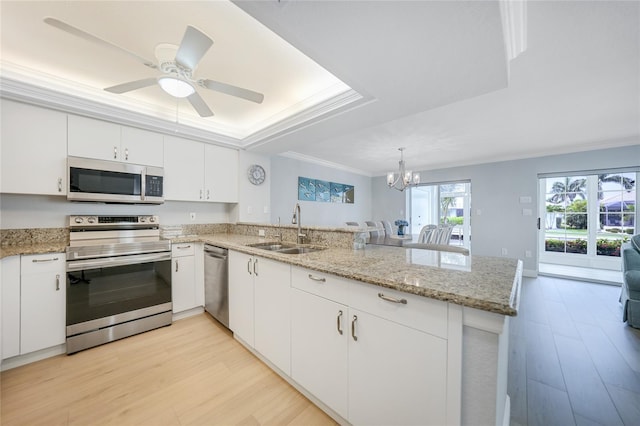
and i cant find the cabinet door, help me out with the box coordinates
[68,115,121,162]
[1,99,67,195]
[163,135,205,201]
[348,308,448,426]
[1,256,21,359]
[20,254,66,355]
[171,255,196,313]
[121,126,164,167]
[291,288,348,419]
[228,251,254,347]
[253,257,291,374]
[204,144,238,202]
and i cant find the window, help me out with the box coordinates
[539,171,637,269]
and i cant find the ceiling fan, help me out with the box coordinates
[43,17,264,117]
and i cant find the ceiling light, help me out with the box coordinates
[157,77,195,98]
[387,147,420,192]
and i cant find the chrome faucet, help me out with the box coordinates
[291,203,306,244]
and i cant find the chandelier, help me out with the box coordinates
[387,147,420,191]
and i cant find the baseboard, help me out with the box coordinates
[172,306,204,321]
[0,344,66,372]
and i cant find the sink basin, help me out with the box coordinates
[247,242,296,251]
[247,242,325,255]
[276,247,325,255]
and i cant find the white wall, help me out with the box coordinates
[0,194,231,229]
[231,150,271,223]
[270,155,372,227]
[372,144,640,274]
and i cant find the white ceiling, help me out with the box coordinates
[1,1,638,177]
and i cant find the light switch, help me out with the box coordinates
[520,196,532,204]
[522,208,533,216]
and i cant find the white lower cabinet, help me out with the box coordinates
[1,256,21,359]
[229,251,291,374]
[291,288,349,419]
[171,243,198,313]
[19,253,66,355]
[289,266,449,425]
[347,308,448,426]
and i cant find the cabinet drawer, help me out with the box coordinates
[291,266,350,304]
[21,253,64,274]
[172,243,195,257]
[348,281,448,339]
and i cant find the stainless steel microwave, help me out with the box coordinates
[67,156,164,204]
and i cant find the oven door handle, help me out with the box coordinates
[66,252,171,271]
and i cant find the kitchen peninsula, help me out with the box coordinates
[172,227,522,426]
[1,224,521,426]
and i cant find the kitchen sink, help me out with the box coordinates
[247,242,325,255]
[247,242,297,251]
[276,247,325,255]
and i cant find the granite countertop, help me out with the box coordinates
[173,233,523,316]
[1,232,522,316]
[0,241,69,259]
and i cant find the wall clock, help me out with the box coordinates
[248,164,266,185]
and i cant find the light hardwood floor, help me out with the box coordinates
[3,277,639,426]
[509,276,640,426]
[0,314,336,426]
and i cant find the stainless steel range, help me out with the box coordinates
[66,215,172,354]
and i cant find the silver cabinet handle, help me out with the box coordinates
[378,292,407,304]
[206,189,210,200]
[176,245,191,249]
[351,315,358,341]
[113,146,118,159]
[175,260,179,272]
[308,274,326,283]
[247,258,252,275]
[253,258,258,276]
[55,274,60,291]
[125,148,129,161]
[58,177,62,192]
[337,310,343,335]
[32,257,59,263]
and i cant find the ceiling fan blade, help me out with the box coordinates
[105,78,158,94]
[200,79,264,104]
[44,17,157,70]
[187,92,214,117]
[175,26,213,71]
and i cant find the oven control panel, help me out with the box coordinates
[69,215,159,227]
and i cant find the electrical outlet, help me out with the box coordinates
[501,248,508,256]
[525,250,532,258]
[258,229,265,237]
[189,212,196,221]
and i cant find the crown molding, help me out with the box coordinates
[0,62,366,150]
[0,73,242,148]
[279,151,372,177]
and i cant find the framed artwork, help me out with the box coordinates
[298,177,354,204]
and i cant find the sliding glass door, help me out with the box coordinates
[409,181,471,248]
[539,171,637,270]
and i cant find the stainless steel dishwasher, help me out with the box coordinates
[204,245,229,328]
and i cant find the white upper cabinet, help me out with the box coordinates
[68,115,163,167]
[164,135,238,203]
[120,126,164,167]
[204,144,238,203]
[1,99,67,195]
[163,135,205,202]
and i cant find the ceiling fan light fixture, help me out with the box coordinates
[157,76,195,98]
